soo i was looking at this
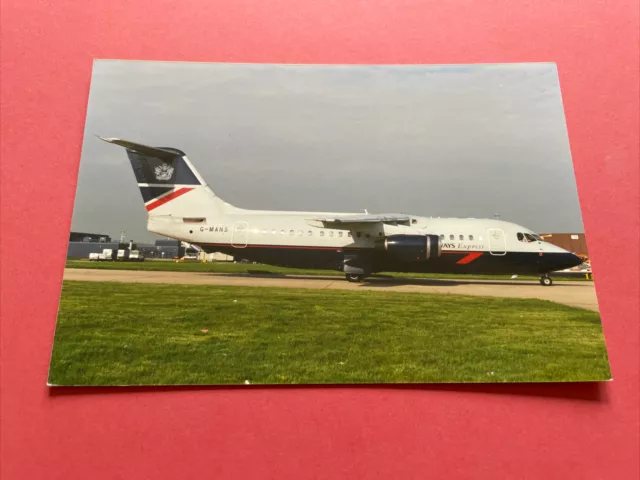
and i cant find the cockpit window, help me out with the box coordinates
[531,233,543,241]
[517,232,538,243]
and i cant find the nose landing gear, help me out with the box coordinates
[539,275,553,286]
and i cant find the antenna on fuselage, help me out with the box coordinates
[493,213,501,220]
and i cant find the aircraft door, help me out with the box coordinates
[488,228,506,256]
[231,222,249,248]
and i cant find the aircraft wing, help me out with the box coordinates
[308,214,411,225]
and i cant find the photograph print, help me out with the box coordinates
[49,60,611,386]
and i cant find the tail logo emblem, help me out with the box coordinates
[154,164,174,181]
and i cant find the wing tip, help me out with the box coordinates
[96,135,122,144]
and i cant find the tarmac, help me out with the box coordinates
[63,268,600,311]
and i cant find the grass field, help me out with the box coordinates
[65,260,591,281]
[48,281,610,386]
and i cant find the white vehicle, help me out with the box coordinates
[100,248,115,261]
[115,248,144,261]
[128,250,144,261]
[100,137,583,286]
[89,248,115,261]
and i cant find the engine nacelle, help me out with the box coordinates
[377,234,442,262]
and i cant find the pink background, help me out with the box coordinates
[1,1,638,478]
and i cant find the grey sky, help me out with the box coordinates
[73,61,583,243]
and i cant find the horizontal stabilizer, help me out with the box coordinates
[97,136,185,161]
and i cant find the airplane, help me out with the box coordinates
[99,137,584,286]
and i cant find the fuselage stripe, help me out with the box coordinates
[146,187,194,211]
[455,252,484,264]
[196,242,488,253]
[198,243,352,251]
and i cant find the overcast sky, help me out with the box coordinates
[72,61,583,243]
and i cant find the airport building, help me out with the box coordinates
[67,232,233,261]
[68,239,141,259]
[69,231,111,243]
[67,232,200,259]
[539,233,589,258]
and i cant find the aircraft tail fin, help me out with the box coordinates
[98,137,240,218]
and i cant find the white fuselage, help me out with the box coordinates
[100,136,582,279]
[150,212,568,258]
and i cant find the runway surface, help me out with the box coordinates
[64,268,600,311]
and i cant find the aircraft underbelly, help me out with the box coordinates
[202,244,345,270]
[199,243,547,275]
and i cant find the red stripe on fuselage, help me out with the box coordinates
[199,243,351,251]
[198,243,488,258]
[454,252,484,264]
[145,187,194,212]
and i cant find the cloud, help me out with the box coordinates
[72,61,582,243]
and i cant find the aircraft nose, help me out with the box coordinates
[562,252,584,270]
[542,251,584,273]
[571,253,584,268]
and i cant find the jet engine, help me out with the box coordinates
[377,234,442,263]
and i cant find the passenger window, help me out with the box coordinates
[366,233,371,238]
[271,229,276,234]
[320,231,325,237]
[280,230,285,235]
[347,232,352,237]
[338,232,343,237]
[329,231,334,237]
[357,232,362,238]
[459,235,464,241]
[308,231,312,236]
[469,235,474,241]
[449,234,454,240]
[439,234,444,241]
[298,230,302,236]
[411,218,417,224]
[289,230,294,235]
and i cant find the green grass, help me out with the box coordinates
[48,281,610,386]
[65,260,591,281]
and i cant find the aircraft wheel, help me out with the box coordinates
[539,276,553,286]
[346,273,364,283]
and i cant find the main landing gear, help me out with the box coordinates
[345,273,365,283]
[539,275,553,286]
